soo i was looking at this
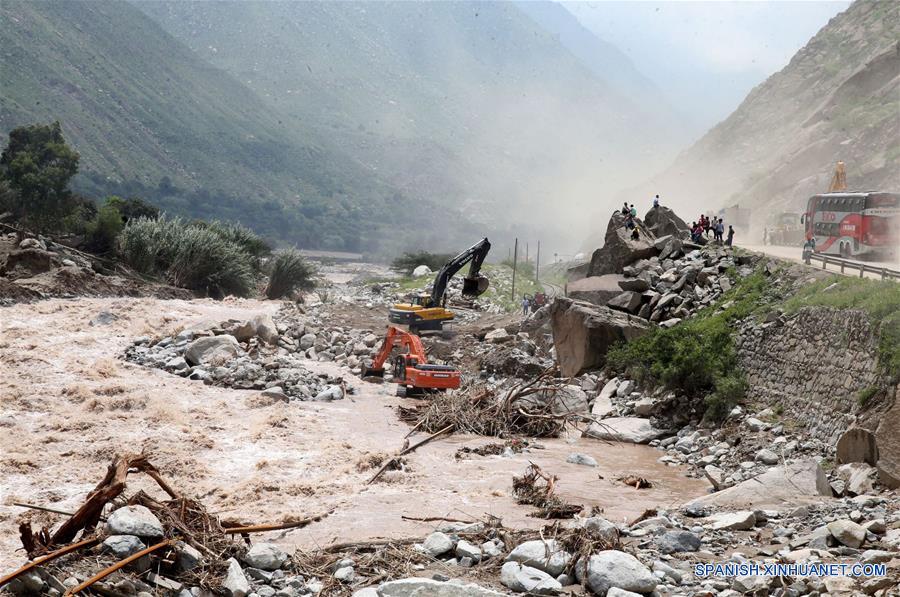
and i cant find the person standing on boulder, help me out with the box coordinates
[653,195,660,208]
[621,202,630,215]
[726,225,735,246]
[522,294,531,316]
[629,204,637,218]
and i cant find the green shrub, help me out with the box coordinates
[166,225,256,298]
[201,220,272,269]
[606,267,769,423]
[83,198,125,254]
[858,386,879,408]
[266,248,317,299]
[391,250,453,275]
[119,216,258,297]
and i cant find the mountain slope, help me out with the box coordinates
[625,0,899,229]
[134,0,681,241]
[0,0,454,251]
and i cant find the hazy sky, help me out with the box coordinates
[564,0,851,136]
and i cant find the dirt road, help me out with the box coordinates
[0,296,707,570]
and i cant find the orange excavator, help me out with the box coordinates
[361,325,460,396]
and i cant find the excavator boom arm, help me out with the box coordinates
[367,325,429,372]
[429,237,491,306]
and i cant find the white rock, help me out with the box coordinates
[106,506,164,538]
[243,543,287,571]
[423,532,455,556]
[500,562,562,595]
[585,417,665,444]
[505,539,571,576]
[102,535,146,558]
[485,328,512,343]
[412,265,432,277]
[707,511,756,531]
[224,558,250,597]
[378,578,504,596]
[184,335,243,366]
[567,453,598,467]
[827,520,866,548]
[455,539,481,562]
[583,550,657,596]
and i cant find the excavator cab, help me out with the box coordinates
[389,238,491,333]
[360,326,460,395]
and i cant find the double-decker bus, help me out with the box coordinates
[801,192,900,259]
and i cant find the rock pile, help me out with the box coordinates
[124,313,348,401]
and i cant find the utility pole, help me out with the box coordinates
[536,241,540,285]
[511,237,518,302]
[526,242,529,265]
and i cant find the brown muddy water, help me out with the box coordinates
[0,297,707,570]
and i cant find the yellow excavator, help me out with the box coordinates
[389,238,491,332]
[828,161,847,192]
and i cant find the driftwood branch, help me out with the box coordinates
[63,540,174,596]
[0,537,100,589]
[223,510,333,535]
[367,424,453,484]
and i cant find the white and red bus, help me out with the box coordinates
[802,192,900,259]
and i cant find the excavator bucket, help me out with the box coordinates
[360,362,385,382]
[462,275,489,297]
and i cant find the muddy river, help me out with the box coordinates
[0,296,707,570]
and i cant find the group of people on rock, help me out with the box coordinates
[692,213,734,246]
[521,292,547,316]
[616,196,736,246]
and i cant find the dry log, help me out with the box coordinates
[224,510,333,535]
[367,424,453,484]
[0,537,99,589]
[63,539,174,596]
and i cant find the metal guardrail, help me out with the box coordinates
[804,252,900,281]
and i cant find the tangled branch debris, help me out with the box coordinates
[3,454,330,595]
[512,463,583,519]
[403,369,595,438]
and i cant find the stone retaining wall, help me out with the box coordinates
[735,307,881,444]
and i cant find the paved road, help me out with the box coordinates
[741,244,899,281]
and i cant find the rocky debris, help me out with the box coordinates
[566,274,625,306]
[588,212,658,276]
[101,534,147,558]
[838,462,877,496]
[550,298,649,377]
[643,205,690,240]
[377,578,505,596]
[690,458,831,509]
[875,396,900,489]
[124,316,348,401]
[707,510,757,531]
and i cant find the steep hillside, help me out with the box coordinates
[625,0,899,230]
[135,1,680,240]
[0,1,466,252]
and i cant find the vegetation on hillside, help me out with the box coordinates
[607,268,776,422]
[1,122,315,300]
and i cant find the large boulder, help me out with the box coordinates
[500,562,561,595]
[836,427,878,466]
[242,543,288,571]
[644,205,690,239]
[584,417,665,444]
[567,274,626,306]
[588,212,658,276]
[184,335,243,366]
[550,298,649,377]
[505,539,571,576]
[581,550,657,596]
[687,458,830,509]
